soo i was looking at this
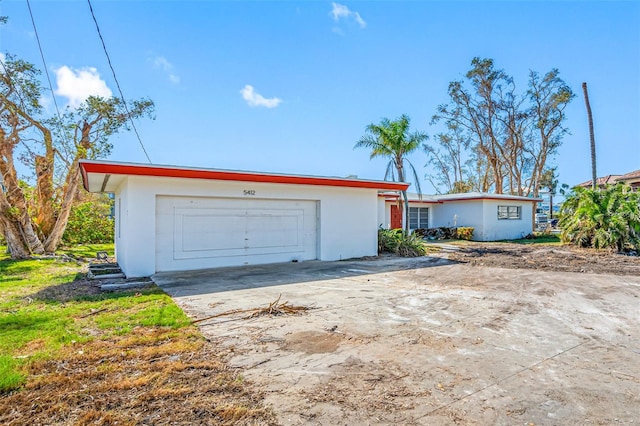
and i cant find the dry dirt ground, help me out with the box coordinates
[436,241,640,276]
[0,280,276,426]
[156,244,640,425]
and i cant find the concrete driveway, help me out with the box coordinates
[153,256,640,425]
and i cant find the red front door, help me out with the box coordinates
[390,205,402,229]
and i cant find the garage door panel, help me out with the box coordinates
[178,210,247,252]
[245,211,302,248]
[156,196,317,272]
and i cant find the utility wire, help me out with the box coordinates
[86,0,152,163]
[26,0,63,123]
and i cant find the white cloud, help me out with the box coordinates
[151,55,181,84]
[330,2,366,29]
[0,52,5,64]
[240,85,282,108]
[54,66,112,108]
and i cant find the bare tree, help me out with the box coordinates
[0,53,154,257]
[424,123,474,193]
[430,58,573,196]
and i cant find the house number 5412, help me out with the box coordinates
[243,190,256,196]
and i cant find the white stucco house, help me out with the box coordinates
[378,192,540,241]
[80,160,408,277]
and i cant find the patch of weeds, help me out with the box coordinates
[0,355,25,393]
[90,290,192,335]
[58,243,114,260]
[1,329,274,425]
[507,233,561,245]
[0,245,274,425]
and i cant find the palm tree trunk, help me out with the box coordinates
[402,190,410,233]
[582,82,597,190]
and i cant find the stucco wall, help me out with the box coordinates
[113,179,129,276]
[430,200,485,237]
[115,175,379,277]
[385,198,535,242]
[377,198,388,228]
[480,200,534,241]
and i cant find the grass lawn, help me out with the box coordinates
[0,244,273,425]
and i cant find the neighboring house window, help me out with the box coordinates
[498,205,521,220]
[409,207,429,229]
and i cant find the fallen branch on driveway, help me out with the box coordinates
[191,294,312,324]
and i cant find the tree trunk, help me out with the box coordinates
[402,190,410,233]
[0,160,45,255]
[35,154,56,237]
[582,82,597,190]
[43,121,93,253]
[0,214,31,258]
[43,159,82,253]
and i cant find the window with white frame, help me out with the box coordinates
[409,207,429,230]
[497,205,521,220]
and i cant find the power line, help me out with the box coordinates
[86,0,152,164]
[21,1,64,122]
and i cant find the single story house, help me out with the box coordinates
[378,192,540,241]
[80,160,408,277]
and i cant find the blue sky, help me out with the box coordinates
[1,0,638,193]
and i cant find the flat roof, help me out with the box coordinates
[382,192,542,203]
[431,192,542,203]
[79,160,410,192]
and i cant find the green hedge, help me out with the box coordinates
[62,200,114,245]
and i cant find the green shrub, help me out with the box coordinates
[396,232,427,257]
[62,199,114,245]
[378,228,402,253]
[455,227,474,240]
[422,226,473,240]
[560,184,640,251]
[378,228,426,257]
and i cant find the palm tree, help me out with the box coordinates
[355,114,427,233]
[582,82,597,190]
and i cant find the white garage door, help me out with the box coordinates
[156,196,318,272]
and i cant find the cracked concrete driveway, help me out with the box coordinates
[153,256,640,425]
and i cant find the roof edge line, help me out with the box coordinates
[79,160,410,191]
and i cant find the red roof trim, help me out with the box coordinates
[79,161,409,191]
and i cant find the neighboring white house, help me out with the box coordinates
[379,192,540,241]
[80,160,408,277]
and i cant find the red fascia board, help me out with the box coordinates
[79,161,409,191]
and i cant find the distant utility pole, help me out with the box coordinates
[582,82,597,190]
